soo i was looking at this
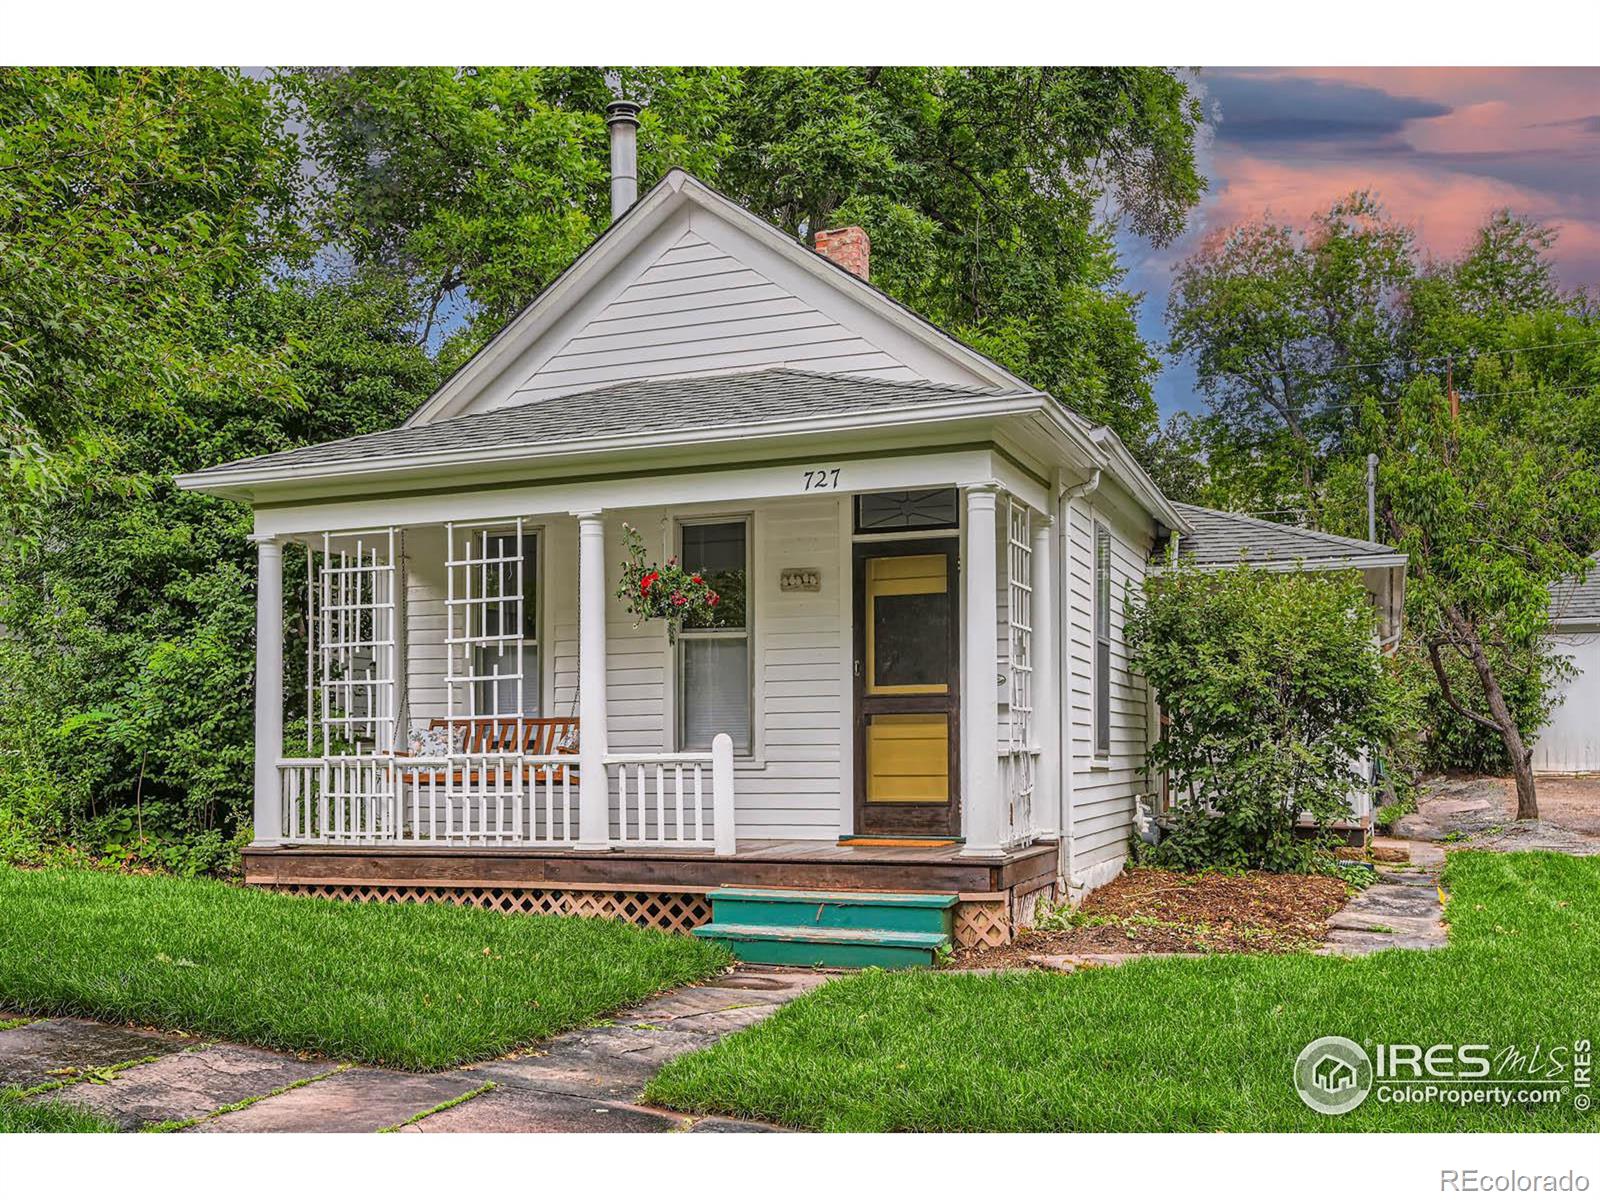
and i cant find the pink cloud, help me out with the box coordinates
[1197,68,1600,287]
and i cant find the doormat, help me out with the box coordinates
[838,836,962,848]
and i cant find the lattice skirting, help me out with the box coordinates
[954,896,1012,949]
[267,882,712,936]
[954,881,1060,949]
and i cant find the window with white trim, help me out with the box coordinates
[472,529,541,718]
[1093,521,1112,759]
[677,518,751,754]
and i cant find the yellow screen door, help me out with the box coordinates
[853,542,959,836]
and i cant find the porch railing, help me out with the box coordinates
[276,734,735,853]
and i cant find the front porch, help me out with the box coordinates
[249,460,1061,854]
[243,837,1061,949]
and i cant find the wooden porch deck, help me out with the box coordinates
[244,837,1060,897]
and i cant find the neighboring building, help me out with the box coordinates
[1536,558,1600,773]
[177,105,1403,956]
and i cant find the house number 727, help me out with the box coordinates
[802,468,841,491]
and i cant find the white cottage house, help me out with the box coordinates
[179,103,1388,954]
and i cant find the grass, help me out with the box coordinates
[0,1091,118,1133]
[646,852,1600,1131]
[0,866,729,1071]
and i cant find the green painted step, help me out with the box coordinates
[705,887,958,936]
[692,921,948,970]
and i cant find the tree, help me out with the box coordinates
[1127,563,1404,871]
[289,66,1207,456]
[1359,364,1600,820]
[1166,192,1415,514]
[0,67,304,518]
[0,277,440,866]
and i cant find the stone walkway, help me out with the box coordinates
[1320,840,1450,956]
[1397,775,1600,855]
[0,966,824,1133]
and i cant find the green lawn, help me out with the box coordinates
[646,852,1600,1131]
[0,866,729,1071]
[0,1091,118,1133]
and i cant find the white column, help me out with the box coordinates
[252,536,284,846]
[1031,513,1059,835]
[961,486,1004,855]
[575,512,611,849]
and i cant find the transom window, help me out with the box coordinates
[677,518,752,754]
[855,488,959,533]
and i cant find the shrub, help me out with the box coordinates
[1127,563,1406,872]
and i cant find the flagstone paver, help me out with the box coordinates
[0,1017,195,1090]
[1320,844,1449,956]
[0,967,829,1132]
[187,1066,484,1133]
[399,1086,689,1133]
[49,1043,334,1130]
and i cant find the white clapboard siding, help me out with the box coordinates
[1065,494,1154,879]
[1535,631,1600,772]
[508,230,917,404]
[401,500,845,840]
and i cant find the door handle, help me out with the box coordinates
[853,659,862,678]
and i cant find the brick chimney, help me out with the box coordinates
[815,226,870,281]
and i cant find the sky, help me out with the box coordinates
[1127,67,1600,418]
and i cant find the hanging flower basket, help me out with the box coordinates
[615,523,721,644]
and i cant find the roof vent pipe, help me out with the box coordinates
[606,100,641,222]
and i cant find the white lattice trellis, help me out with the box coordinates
[1002,497,1036,844]
[445,518,528,731]
[316,528,399,755]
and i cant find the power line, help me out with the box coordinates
[1188,332,1600,380]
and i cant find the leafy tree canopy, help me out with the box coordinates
[287,65,1205,452]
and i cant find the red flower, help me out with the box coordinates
[708,591,720,605]
[640,571,660,595]
[672,592,687,607]
[691,574,703,585]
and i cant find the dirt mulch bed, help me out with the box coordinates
[950,867,1349,970]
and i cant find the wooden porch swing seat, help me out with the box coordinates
[405,716,580,783]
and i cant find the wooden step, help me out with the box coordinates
[706,887,957,935]
[692,921,948,969]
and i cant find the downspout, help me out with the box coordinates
[1058,467,1101,896]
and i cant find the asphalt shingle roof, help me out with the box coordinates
[1550,555,1600,625]
[1172,502,1401,568]
[188,368,1036,481]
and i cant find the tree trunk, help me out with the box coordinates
[1446,605,1538,821]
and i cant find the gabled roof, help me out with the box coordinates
[181,368,1042,486]
[1550,555,1600,627]
[401,168,1034,427]
[1169,503,1406,572]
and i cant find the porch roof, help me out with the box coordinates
[181,367,1043,485]
[1167,503,1406,572]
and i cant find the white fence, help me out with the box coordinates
[278,735,735,853]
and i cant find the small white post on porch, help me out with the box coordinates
[961,485,1005,855]
[252,535,284,846]
[575,511,612,849]
[1031,512,1059,833]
